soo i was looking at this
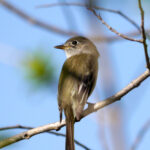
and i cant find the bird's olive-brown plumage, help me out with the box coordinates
[55,36,99,150]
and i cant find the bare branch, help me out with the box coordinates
[82,70,150,117]
[131,119,150,150]
[0,70,149,148]
[0,0,77,36]
[0,124,90,150]
[1,1,148,43]
[88,8,142,43]
[138,0,150,70]
[0,1,150,149]
[92,29,150,43]
[0,120,65,148]
[37,2,141,32]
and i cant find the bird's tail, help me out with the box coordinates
[65,108,75,150]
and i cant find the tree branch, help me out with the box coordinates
[0,1,150,149]
[0,124,90,150]
[0,120,65,148]
[82,69,150,117]
[0,70,149,148]
[88,8,142,43]
[138,0,150,70]
[1,1,149,43]
[37,2,141,32]
[131,119,150,150]
[0,0,77,36]
[92,29,150,43]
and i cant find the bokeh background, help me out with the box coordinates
[0,0,150,150]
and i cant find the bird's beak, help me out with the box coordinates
[54,45,70,50]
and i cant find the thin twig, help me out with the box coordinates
[92,29,150,43]
[131,119,150,150]
[138,0,150,70]
[36,2,141,32]
[0,1,148,43]
[88,8,142,43]
[0,0,77,36]
[0,1,150,149]
[0,70,149,148]
[90,30,150,42]
[0,125,90,150]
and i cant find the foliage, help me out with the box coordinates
[22,48,55,89]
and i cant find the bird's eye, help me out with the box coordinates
[72,40,78,46]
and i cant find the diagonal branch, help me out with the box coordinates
[131,119,150,150]
[0,120,65,148]
[82,69,150,117]
[0,125,90,150]
[0,0,77,36]
[0,69,149,148]
[37,2,143,42]
[1,1,149,43]
[37,2,141,32]
[92,29,150,43]
[0,0,144,42]
[138,0,150,70]
[88,8,143,43]
[0,1,150,149]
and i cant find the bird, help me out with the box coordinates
[55,36,99,150]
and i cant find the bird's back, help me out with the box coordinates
[58,53,98,119]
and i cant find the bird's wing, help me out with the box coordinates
[75,71,96,120]
[58,54,98,121]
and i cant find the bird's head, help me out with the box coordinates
[54,36,99,58]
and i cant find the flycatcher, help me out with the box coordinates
[55,36,99,150]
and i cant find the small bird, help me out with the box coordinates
[55,36,99,150]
